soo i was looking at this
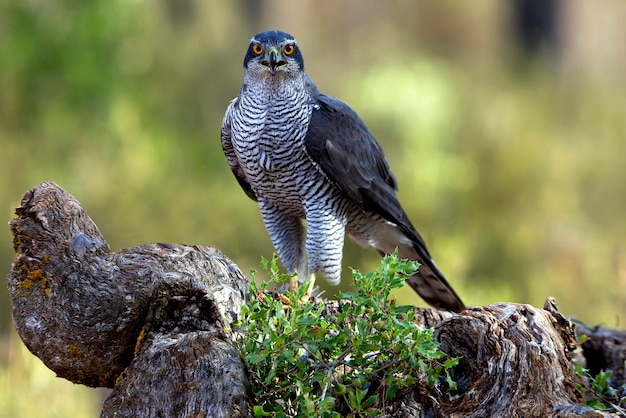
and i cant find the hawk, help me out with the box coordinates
[221,30,465,312]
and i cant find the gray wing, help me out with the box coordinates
[303,80,429,253]
[303,79,466,312]
[221,98,257,202]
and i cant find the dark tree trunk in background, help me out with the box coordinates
[576,323,626,392]
[6,182,623,417]
[511,0,560,58]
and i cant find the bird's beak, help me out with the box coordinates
[260,47,286,75]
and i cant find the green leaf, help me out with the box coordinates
[444,357,460,368]
[392,304,412,314]
[363,394,377,408]
[445,371,458,391]
[253,405,271,417]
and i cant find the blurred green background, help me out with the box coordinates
[1,0,625,416]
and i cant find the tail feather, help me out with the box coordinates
[405,257,466,313]
[364,219,466,312]
[395,243,466,313]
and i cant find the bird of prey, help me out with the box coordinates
[221,30,465,312]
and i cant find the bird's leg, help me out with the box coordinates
[289,273,316,301]
[259,201,305,272]
[258,201,309,298]
[290,258,311,294]
[279,273,315,305]
[305,207,346,286]
[289,274,299,292]
[279,273,314,306]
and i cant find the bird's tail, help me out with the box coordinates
[365,216,465,312]
[396,243,466,313]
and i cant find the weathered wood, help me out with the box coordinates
[7,182,251,417]
[576,323,626,391]
[322,298,616,417]
[6,182,624,417]
[427,299,592,417]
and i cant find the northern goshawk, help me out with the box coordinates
[221,30,465,312]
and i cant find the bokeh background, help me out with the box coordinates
[1,0,625,415]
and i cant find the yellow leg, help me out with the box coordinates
[288,273,316,302]
[289,274,299,293]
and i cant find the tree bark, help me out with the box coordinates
[6,182,623,417]
[576,323,626,393]
[7,182,251,417]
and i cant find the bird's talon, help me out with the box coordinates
[276,293,291,305]
[289,274,299,293]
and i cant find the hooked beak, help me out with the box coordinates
[260,47,287,75]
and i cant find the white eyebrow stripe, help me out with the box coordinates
[249,36,298,44]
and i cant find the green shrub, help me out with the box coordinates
[236,252,458,417]
[573,345,626,414]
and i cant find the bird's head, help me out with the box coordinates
[243,30,304,81]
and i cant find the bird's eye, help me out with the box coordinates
[283,44,295,56]
[252,44,263,55]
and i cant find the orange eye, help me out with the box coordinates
[252,44,263,55]
[283,44,295,56]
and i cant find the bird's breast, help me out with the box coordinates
[230,94,320,212]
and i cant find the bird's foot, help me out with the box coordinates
[285,273,316,303]
[289,274,299,293]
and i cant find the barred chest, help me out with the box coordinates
[231,88,319,211]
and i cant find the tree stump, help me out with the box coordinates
[7,182,251,417]
[6,182,624,417]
